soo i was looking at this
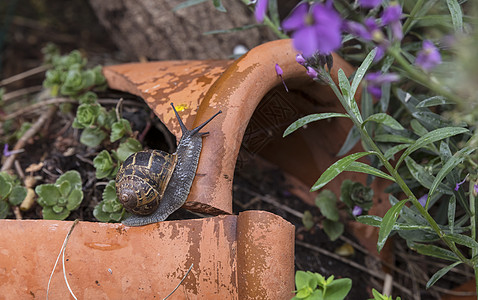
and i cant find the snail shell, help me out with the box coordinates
[116,150,177,215]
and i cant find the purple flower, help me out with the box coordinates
[275,63,289,92]
[365,71,399,98]
[296,54,306,66]
[359,0,382,9]
[3,144,11,157]
[282,2,342,56]
[418,194,428,207]
[381,3,403,41]
[255,0,268,23]
[474,184,478,194]
[415,40,442,72]
[454,176,467,191]
[352,205,363,216]
[343,21,372,40]
[306,66,318,79]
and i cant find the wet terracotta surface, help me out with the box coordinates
[103,39,374,217]
[0,211,294,299]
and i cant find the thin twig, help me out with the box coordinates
[2,97,74,121]
[115,98,123,121]
[3,85,43,102]
[0,65,50,87]
[163,263,194,300]
[1,105,58,172]
[47,219,79,300]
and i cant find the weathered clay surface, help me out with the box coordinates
[103,39,365,217]
[0,211,294,299]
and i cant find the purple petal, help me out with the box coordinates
[382,4,402,25]
[275,63,283,76]
[282,3,309,31]
[306,66,318,78]
[292,26,320,57]
[454,176,467,191]
[254,0,268,23]
[296,54,306,65]
[415,40,442,72]
[359,0,382,9]
[352,205,363,216]
[474,184,478,194]
[3,144,10,157]
[367,85,382,98]
[344,21,372,40]
[418,194,428,207]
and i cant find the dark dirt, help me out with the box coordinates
[1,1,474,299]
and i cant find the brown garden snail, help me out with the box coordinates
[115,103,221,226]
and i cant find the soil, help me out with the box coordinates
[1,1,475,299]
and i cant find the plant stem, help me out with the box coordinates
[402,0,426,34]
[240,0,289,39]
[326,72,470,264]
[470,181,478,295]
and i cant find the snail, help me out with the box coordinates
[115,103,221,226]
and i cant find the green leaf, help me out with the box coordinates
[302,210,315,230]
[337,125,360,156]
[446,0,463,32]
[110,119,132,142]
[172,0,208,12]
[212,0,226,12]
[396,127,468,169]
[117,138,143,161]
[408,242,459,261]
[93,150,115,179]
[374,134,415,144]
[445,233,478,249]
[426,261,461,289]
[337,69,351,102]
[58,181,71,197]
[377,199,408,252]
[57,170,82,190]
[73,103,100,128]
[325,278,352,300]
[42,206,70,220]
[311,152,374,191]
[66,189,83,211]
[103,180,118,202]
[0,176,12,200]
[448,195,456,234]
[323,219,344,241]
[428,146,475,199]
[0,200,9,218]
[203,24,262,35]
[80,127,108,148]
[35,184,61,206]
[283,113,349,137]
[405,157,453,195]
[8,186,27,206]
[315,190,339,221]
[384,144,410,161]
[344,161,395,182]
[416,96,453,108]
[351,48,376,100]
[362,113,404,131]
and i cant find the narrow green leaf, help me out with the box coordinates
[396,127,468,169]
[448,195,456,235]
[283,113,349,137]
[337,125,360,156]
[337,69,351,102]
[412,111,454,130]
[374,134,415,144]
[267,0,280,27]
[203,24,262,35]
[416,96,453,108]
[408,242,459,261]
[344,161,395,182]
[357,215,435,231]
[384,144,410,161]
[405,157,453,195]
[363,113,404,131]
[212,0,226,12]
[429,146,475,199]
[350,48,377,99]
[426,261,461,289]
[445,233,478,249]
[446,0,463,32]
[311,152,374,191]
[377,199,409,252]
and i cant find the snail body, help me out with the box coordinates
[116,103,221,226]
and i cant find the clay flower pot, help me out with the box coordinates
[0,39,387,298]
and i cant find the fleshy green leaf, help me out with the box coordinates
[396,127,468,169]
[315,190,339,221]
[311,152,374,191]
[283,113,349,137]
[117,138,142,162]
[363,113,404,131]
[93,150,115,179]
[344,161,395,182]
[35,184,61,206]
[66,189,83,211]
[42,206,70,220]
[377,199,409,252]
[0,200,9,218]
[325,278,352,300]
[8,186,27,206]
[57,170,82,190]
[323,219,344,241]
[0,176,12,200]
[426,261,461,289]
[80,127,108,148]
[110,119,132,142]
[302,210,315,230]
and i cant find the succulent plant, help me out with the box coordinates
[93,180,126,222]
